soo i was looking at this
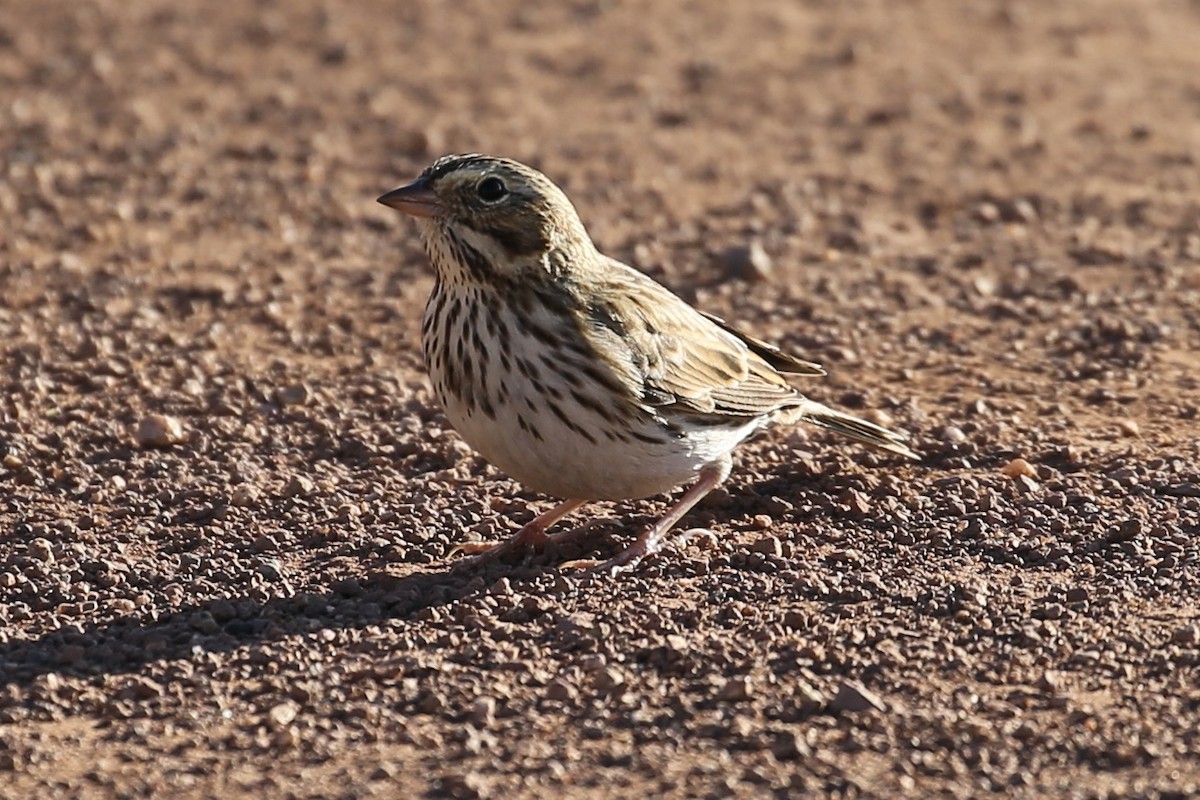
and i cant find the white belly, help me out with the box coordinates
[444,387,756,500]
[423,289,758,500]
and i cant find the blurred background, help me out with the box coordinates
[6,0,1198,282]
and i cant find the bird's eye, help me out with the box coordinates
[477,177,508,202]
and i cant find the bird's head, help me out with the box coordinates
[378,154,594,284]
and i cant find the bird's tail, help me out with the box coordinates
[780,399,919,460]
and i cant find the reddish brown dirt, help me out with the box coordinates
[2,1,1200,798]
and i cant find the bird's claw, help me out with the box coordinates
[559,526,712,573]
[448,541,507,558]
[556,555,642,574]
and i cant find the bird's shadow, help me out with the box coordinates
[0,457,907,691]
[0,560,551,691]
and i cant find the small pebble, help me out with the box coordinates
[750,535,782,556]
[842,489,871,515]
[135,414,185,448]
[28,538,54,563]
[782,609,806,630]
[1000,458,1037,479]
[1064,587,1089,603]
[1111,518,1144,541]
[717,676,754,702]
[271,727,299,749]
[1036,671,1061,692]
[720,240,773,282]
[284,475,315,497]
[268,701,299,729]
[545,679,575,702]
[940,426,967,443]
[277,383,310,406]
[1171,626,1198,645]
[230,485,259,507]
[830,681,887,713]
[772,730,813,760]
[974,202,1001,223]
[593,667,625,692]
[469,697,496,726]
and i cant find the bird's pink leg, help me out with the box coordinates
[562,463,727,573]
[451,498,588,561]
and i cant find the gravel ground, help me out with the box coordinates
[2,1,1199,797]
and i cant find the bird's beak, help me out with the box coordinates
[377,177,443,218]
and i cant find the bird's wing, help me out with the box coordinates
[582,260,814,420]
[696,310,825,377]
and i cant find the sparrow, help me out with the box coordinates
[378,154,917,572]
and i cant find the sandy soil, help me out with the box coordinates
[2,1,1199,797]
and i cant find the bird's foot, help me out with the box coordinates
[559,526,715,574]
[562,465,726,574]
[449,501,608,567]
[559,536,656,573]
[448,522,551,564]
